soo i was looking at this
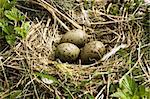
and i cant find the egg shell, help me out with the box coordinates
[55,43,80,62]
[60,29,88,47]
[80,41,105,64]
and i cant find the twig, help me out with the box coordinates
[36,0,70,31]
[106,74,111,99]
[16,5,42,12]
[37,0,82,29]
[91,17,143,25]
[0,58,9,88]
[95,85,106,99]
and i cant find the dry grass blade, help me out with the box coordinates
[35,0,82,30]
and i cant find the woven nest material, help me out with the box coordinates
[12,19,126,76]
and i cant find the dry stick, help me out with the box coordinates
[3,65,24,70]
[132,2,143,16]
[43,18,51,41]
[37,1,70,31]
[16,5,42,12]
[91,17,143,25]
[1,65,9,88]
[0,59,9,89]
[0,53,24,70]
[144,58,150,76]
[95,11,125,19]
[95,85,106,99]
[137,43,150,82]
[37,0,82,29]
[106,74,111,99]
[29,74,40,99]
[22,77,36,96]
[80,4,91,26]
[26,22,42,40]
[139,57,150,81]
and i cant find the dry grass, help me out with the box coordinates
[0,0,150,98]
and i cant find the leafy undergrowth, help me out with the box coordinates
[0,0,150,99]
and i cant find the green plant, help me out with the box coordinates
[0,0,30,45]
[111,75,150,99]
[34,72,58,85]
[82,93,94,99]
[108,0,144,15]
[124,0,144,13]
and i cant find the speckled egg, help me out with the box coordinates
[80,41,105,64]
[55,43,80,62]
[60,29,89,47]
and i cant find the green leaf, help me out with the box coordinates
[56,94,61,99]
[14,21,30,38]
[120,75,137,95]
[138,85,146,97]
[5,34,16,45]
[132,95,140,99]
[4,7,25,22]
[0,0,16,10]
[111,88,130,99]
[9,90,22,99]
[0,0,7,8]
[0,19,14,35]
[146,88,150,98]
[138,86,150,98]
[112,75,150,99]
[0,20,3,27]
[86,93,94,99]
[22,21,30,31]
[34,72,58,84]
[0,7,5,18]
